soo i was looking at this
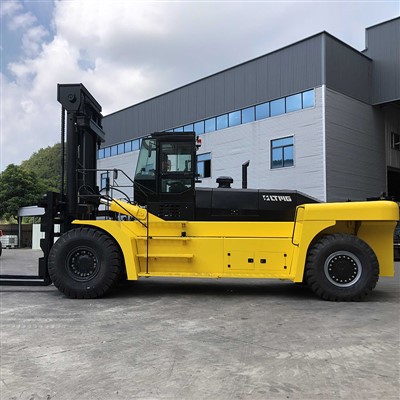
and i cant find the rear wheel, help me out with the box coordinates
[48,227,122,299]
[305,234,379,301]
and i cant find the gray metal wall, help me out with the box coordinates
[363,17,400,105]
[325,88,386,201]
[325,35,372,104]
[384,104,400,169]
[103,31,380,147]
[102,34,324,146]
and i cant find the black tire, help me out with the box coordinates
[305,234,379,301]
[48,227,122,299]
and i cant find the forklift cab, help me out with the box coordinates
[134,132,196,220]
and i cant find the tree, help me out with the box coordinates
[0,164,45,221]
[21,143,62,193]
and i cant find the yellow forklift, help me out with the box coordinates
[1,84,398,301]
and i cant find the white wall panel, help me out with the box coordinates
[192,87,325,200]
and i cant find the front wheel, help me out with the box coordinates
[48,227,122,299]
[305,234,379,301]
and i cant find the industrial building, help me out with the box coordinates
[98,17,400,202]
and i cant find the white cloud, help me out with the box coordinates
[1,0,399,171]
[0,1,22,18]
[7,10,37,30]
[21,25,49,57]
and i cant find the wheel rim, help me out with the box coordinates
[66,246,100,282]
[324,251,362,288]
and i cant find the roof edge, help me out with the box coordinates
[105,31,328,118]
[105,30,372,119]
[366,16,400,31]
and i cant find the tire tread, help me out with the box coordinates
[305,234,379,301]
[48,227,122,299]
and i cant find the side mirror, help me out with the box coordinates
[113,169,118,180]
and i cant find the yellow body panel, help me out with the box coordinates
[74,200,399,282]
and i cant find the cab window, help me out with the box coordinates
[160,143,192,173]
[135,139,157,179]
[160,142,193,193]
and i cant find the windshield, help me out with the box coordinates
[134,139,157,179]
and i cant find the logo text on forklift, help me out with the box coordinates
[262,195,292,202]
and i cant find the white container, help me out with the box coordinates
[0,235,19,248]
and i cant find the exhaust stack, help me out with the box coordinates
[242,160,250,189]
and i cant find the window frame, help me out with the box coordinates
[197,152,211,178]
[100,172,109,190]
[270,136,294,169]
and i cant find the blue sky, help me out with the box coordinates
[2,1,54,72]
[1,0,399,171]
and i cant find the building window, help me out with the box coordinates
[270,98,285,117]
[242,106,255,124]
[132,139,141,151]
[98,89,316,160]
[117,143,125,154]
[392,132,400,151]
[194,121,205,135]
[124,141,132,153]
[197,152,211,178]
[229,110,241,127]
[205,117,216,133]
[184,123,194,132]
[286,93,302,113]
[256,102,270,120]
[271,136,294,169]
[110,145,118,156]
[217,114,228,130]
[302,89,315,108]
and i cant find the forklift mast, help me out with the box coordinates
[57,83,105,226]
[0,84,106,286]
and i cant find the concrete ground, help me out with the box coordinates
[0,249,399,400]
